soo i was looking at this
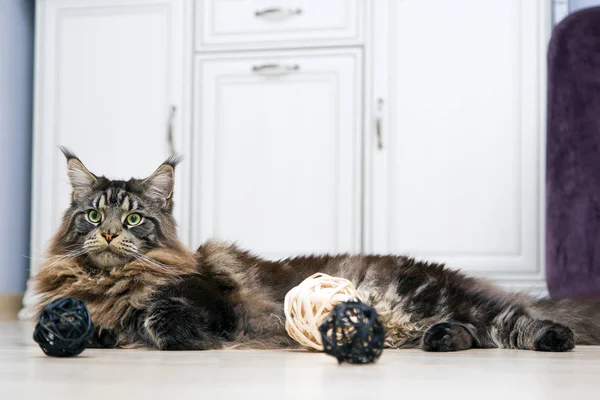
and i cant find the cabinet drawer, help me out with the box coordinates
[196,0,363,50]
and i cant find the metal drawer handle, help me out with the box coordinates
[251,63,300,74]
[255,7,302,17]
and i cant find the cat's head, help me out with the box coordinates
[56,147,181,269]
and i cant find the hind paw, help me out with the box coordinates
[534,323,575,352]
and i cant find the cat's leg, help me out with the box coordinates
[144,297,223,350]
[490,305,575,352]
[88,327,119,348]
[422,322,474,352]
[144,275,238,350]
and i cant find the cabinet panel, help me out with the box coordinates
[196,0,363,50]
[369,0,549,285]
[31,0,192,271]
[194,49,362,259]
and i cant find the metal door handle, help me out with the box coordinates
[167,105,176,155]
[376,98,384,150]
[376,119,383,150]
[255,7,302,17]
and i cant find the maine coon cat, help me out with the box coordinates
[34,149,600,352]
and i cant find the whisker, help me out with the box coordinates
[130,253,152,272]
[130,251,169,272]
[38,250,87,269]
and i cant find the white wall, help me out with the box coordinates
[0,0,34,294]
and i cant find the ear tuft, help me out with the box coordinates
[163,154,183,169]
[142,161,176,207]
[60,147,97,200]
[59,145,78,161]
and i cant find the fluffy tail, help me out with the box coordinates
[533,298,600,345]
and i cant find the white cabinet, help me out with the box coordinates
[25,0,192,312]
[25,0,553,316]
[196,0,363,51]
[367,0,550,290]
[193,49,362,258]
[33,0,192,247]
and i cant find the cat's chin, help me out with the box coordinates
[89,250,131,269]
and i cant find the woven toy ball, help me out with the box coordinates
[33,297,94,357]
[284,272,363,350]
[319,301,385,364]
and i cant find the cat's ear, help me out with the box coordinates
[60,146,97,200]
[142,155,181,208]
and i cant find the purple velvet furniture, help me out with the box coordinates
[547,7,600,299]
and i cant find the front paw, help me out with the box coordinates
[145,299,220,350]
[88,328,118,348]
[423,322,473,352]
[423,323,454,351]
[534,323,575,352]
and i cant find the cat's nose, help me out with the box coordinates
[101,233,118,243]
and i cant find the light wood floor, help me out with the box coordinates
[1,320,599,400]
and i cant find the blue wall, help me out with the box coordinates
[0,1,34,294]
[570,0,600,12]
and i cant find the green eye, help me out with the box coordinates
[126,213,142,226]
[88,210,102,223]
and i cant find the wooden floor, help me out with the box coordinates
[1,321,599,400]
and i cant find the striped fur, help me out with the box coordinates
[33,151,600,352]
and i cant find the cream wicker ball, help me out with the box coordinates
[284,272,363,350]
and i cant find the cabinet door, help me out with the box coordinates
[31,0,192,268]
[369,0,550,289]
[194,49,362,259]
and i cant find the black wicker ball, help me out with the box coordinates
[318,301,385,364]
[33,297,94,357]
